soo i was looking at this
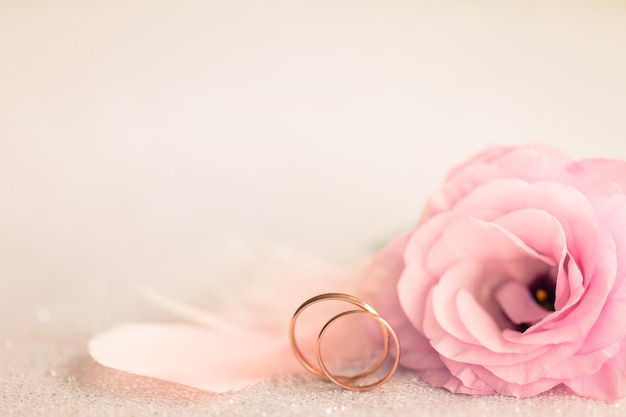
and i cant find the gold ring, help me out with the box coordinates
[316,309,400,391]
[289,292,400,390]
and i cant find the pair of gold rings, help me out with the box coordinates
[288,293,400,391]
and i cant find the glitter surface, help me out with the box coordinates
[1,301,625,417]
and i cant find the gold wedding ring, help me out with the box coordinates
[289,293,400,391]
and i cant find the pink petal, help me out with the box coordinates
[359,233,445,371]
[490,146,571,181]
[398,212,460,334]
[424,287,550,367]
[455,179,600,285]
[576,158,626,193]
[359,233,410,322]
[504,231,614,346]
[467,362,562,398]
[393,319,444,371]
[419,367,496,395]
[423,146,572,220]
[493,209,565,267]
[430,262,482,345]
[528,228,616,340]
[424,215,553,281]
[495,280,551,325]
[564,342,626,400]
[568,163,626,298]
[546,341,621,380]
[436,357,496,393]
[577,283,626,354]
[456,288,547,356]
[417,216,557,362]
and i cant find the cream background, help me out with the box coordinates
[1,1,626,415]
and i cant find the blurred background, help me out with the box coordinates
[1,0,626,323]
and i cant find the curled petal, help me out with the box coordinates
[468,362,562,398]
[455,179,600,279]
[495,280,551,325]
[564,342,626,401]
[419,367,496,395]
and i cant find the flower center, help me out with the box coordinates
[495,273,556,333]
[527,274,556,312]
[535,288,548,302]
[516,276,555,332]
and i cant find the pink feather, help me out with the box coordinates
[89,241,363,391]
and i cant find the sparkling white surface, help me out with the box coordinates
[2,331,626,417]
[1,1,626,415]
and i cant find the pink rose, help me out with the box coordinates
[361,145,626,399]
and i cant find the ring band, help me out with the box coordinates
[289,292,400,391]
[316,309,400,391]
[289,293,384,379]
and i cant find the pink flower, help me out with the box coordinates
[361,145,626,400]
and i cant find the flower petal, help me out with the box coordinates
[576,158,626,193]
[495,280,551,325]
[564,342,626,400]
[424,146,571,219]
[359,233,445,371]
[455,179,600,280]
